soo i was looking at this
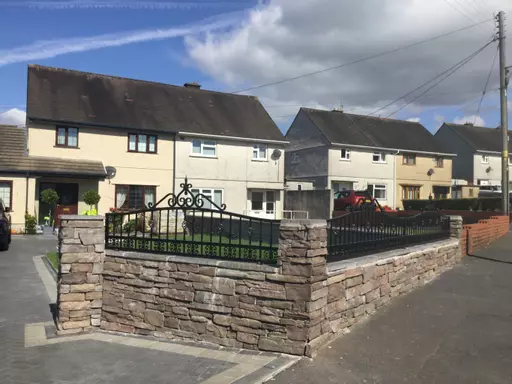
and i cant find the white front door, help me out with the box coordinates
[249,190,276,219]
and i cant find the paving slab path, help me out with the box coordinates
[0,235,297,384]
[272,232,512,384]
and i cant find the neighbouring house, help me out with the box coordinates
[435,122,512,189]
[451,179,479,199]
[1,65,286,232]
[285,108,454,211]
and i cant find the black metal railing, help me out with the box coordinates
[105,179,280,264]
[327,204,451,262]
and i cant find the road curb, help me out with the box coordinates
[42,255,58,282]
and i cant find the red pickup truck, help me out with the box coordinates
[333,190,375,211]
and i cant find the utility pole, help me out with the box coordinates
[497,11,509,214]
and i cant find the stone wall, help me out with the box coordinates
[461,215,509,255]
[56,216,468,356]
[100,220,327,356]
[322,239,461,347]
[57,215,105,334]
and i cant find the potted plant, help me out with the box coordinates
[82,190,101,215]
[40,189,59,227]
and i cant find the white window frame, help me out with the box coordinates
[372,152,386,163]
[190,188,223,209]
[340,148,351,161]
[481,155,489,164]
[252,144,268,161]
[191,140,217,157]
[368,184,387,200]
[250,190,276,214]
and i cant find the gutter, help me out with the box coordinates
[331,142,457,157]
[178,131,289,145]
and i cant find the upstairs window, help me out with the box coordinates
[435,156,444,168]
[56,127,78,148]
[481,155,489,164]
[128,134,157,153]
[291,152,300,163]
[252,144,267,160]
[340,148,351,161]
[403,154,416,165]
[192,140,216,157]
[372,152,386,163]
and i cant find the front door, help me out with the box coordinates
[249,190,276,219]
[40,183,79,227]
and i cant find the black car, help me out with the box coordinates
[0,198,11,251]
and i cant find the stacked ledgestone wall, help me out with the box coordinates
[55,216,468,356]
[56,215,104,334]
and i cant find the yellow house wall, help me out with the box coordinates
[27,123,175,215]
[395,154,453,208]
[0,175,36,233]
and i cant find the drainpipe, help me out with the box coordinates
[172,133,177,195]
[393,150,400,209]
[25,172,29,215]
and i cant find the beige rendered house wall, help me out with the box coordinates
[27,122,175,215]
[0,175,36,233]
[175,136,285,218]
[395,154,453,208]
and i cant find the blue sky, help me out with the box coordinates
[0,0,510,133]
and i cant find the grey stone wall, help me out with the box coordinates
[100,220,328,356]
[56,215,105,334]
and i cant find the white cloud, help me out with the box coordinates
[185,0,511,120]
[0,1,239,10]
[0,108,26,126]
[0,11,242,67]
[406,117,421,123]
[454,115,486,126]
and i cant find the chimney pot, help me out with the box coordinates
[184,82,201,89]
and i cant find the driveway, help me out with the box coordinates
[0,235,297,384]
[273,233,512,384]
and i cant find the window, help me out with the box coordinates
[291,153,300,163]
[402,186,421,200]
[433,186,450,199]
[252,144,267,160]
[372,152,386,163]
[435,156,444,168]
[368,184,387,200]
[56,126,78,148]
[402,154,416,165]
[115,185,156,210]
[0,181,12,211]
[192,140,217,157]
[128,134,157,153]
[481,155,489,164]
[190,188,223,209]
[340,148,351,161]
[251,191,275,214]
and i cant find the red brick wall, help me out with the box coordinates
[461,216,510,255]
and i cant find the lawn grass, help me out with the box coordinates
[46,251,59,270]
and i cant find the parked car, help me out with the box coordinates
[334,190,375,211]
[0,198,11,251]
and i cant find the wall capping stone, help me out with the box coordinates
[59,215,105,220]
[105,250,280,273]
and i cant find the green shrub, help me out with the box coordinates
[41,189,59,205]
[403,198,503,211]
[25,213,37,234]
[123,217,148,233]
[83,190,101,208]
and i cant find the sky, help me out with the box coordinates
[0,0,512,134]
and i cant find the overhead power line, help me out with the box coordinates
[386,39,496,118]
[232,18,493,94]
[445,0,475,22]
[474,44,499,124]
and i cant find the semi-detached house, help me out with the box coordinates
[285,108,454,210]
[0,65,286,232]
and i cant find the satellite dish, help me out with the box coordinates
[271,149,282,160]
[427,168,434,176]
[105,166,117,179]
[486,166,493,173]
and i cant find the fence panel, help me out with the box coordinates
[327,208,450,262]
[105,179,280,264]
